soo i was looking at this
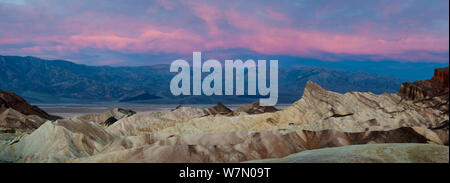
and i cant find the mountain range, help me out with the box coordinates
[0,55,406,104]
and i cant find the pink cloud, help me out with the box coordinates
[0,37,23,44]
[188,1,224,36]
[0,0,447,63]
[264,8,291,24]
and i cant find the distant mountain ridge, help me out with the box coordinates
[81,48,447,81]
[0,55,405,104]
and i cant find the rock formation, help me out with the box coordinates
[398,67,449,100]
[274,81,447,132]
[432,67,449,84]
[0,89,60,120]
[73,108,136,126]
[0,108,47,133]
[233,101,279,115]
[204,102,233,115]
[0,89,60,133]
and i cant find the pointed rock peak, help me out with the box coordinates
[297,81,335,103]
[249,101,261,106]
[304,81,326,93]
[212,102,232,113]
[200,102,233,116]
[114,108,136,116]
[216,102,225,107]
[171,105,183,111]
[1,108,23,116]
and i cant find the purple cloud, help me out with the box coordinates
[0,0,448,65]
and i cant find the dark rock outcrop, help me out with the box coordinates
[233,101,279,115]
[0,89,60,121]
[204,102,233,115]
[0,89,60,133]
[74,108,136,125]
[171,103,233,116]
[398,67,449,100]
[432,67,449,84]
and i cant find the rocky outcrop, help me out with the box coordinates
[0,108,47,133]
[172,103,233,116]
[233,101,278,115]
[0,89,60,120]
[0,89,59,133]
[73,108,136,126]
[204,102,233,115]
[246,143,449,163]
[275,81,447,132]
[432,67,449,85]
[398,67,449,100]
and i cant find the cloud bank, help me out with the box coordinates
[0,0,448,65]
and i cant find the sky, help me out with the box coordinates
[0,0,448,66]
